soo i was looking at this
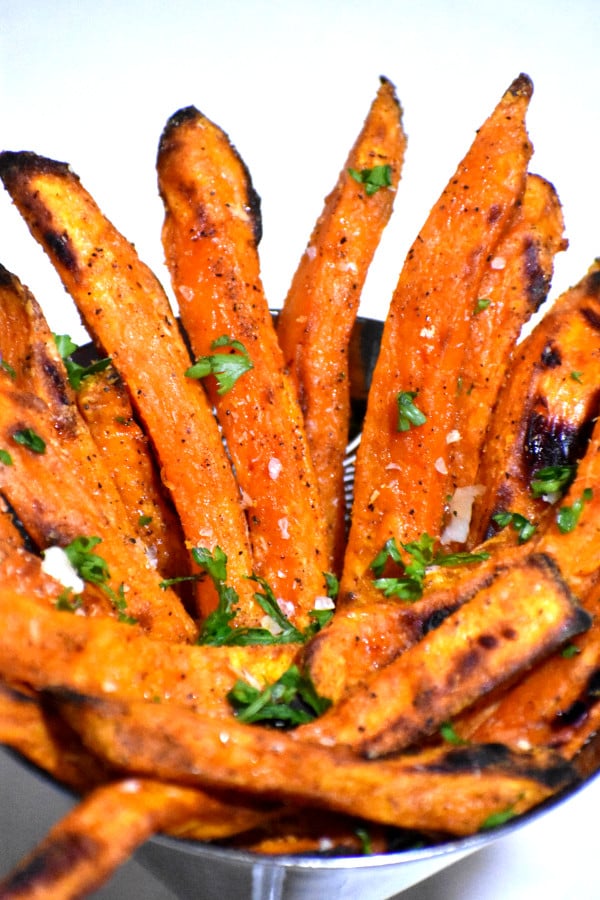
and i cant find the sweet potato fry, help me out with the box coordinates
[303,553,590,756]
[0,376,196,639]
[448,173,566,499]
[157,105,328,627]
[276,77,406,569]
[0,778,271,900]
[469,260,600,546]
[0,583,297,718]
[0,151,257,621]
[460,574,600,758]
[340,74,534,605]
[0,681,107,792]
[61,692,576,837]
[76,365,190,585]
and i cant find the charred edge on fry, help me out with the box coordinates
[418,743,575,790]
[523,237,553,311]
[552,668,600,735]
[523,409,595,477]
[158,105,263,247]
[2,833,102,894]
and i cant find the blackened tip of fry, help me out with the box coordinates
[0,149,74,190]
[425,743,576,791]
[508,73,534,99]
[1,832,101,895]
[159,105,263,246]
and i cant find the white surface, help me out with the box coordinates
[1,1,600,897]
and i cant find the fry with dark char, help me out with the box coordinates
[0,150,257,621]
[340,74,534,607]
[0,585,298,718]
[0,778,273,900]
[447,172,566,503]
[157,105,328,628]
[276,77,406,570]
[469,260,600,547]
[59,692,577,838]
[302,553,590,756]
[0,375,197,639]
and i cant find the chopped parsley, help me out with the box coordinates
[0,449,12,465]
[474,297,491,314]
[0,358,16,379]
[492,510,537,544]
[556,488,593,534]
[371,533,489,601]
[396,391,427,432]
[570,371,584,383]
[54,333,111,391]
[12,428,46,454]
[530,464,576,499]
[185,336,253,395]
[63,535,137,624]
[348,163,392,195]
[440,720,468,746]
[561,643,581,659]
[227,664,331,727]
[480,804,518,830]
[188,547,332,646]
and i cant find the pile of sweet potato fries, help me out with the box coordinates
[1,71,600,896]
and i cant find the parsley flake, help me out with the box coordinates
[227,664,331,727]
[371,534,489,601]
[474,297,492,314]
[185,336,253,395]
[530,464,576,499]
[1,358,16,379]
[0,449,12,465]
[12,428,46,454]
[492,510,536,543]
[396,391,427,432]
[556,488,593,533]
[62,535,137,624]
[54,333,111,391]
[348,164,392,195]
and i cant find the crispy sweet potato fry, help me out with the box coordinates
[469,260,600,546]
[61,692,576,838]
[0,681,107,792]
[0,376,196,638]
[157,105,328,627]
[340,74,534,605]
[76,365,190,584]
[0,584,297,717]
[276,77,406,569]
[0,778,271,900]
[448,173,566,498]
[460,575,600,758]
[303,553,590,756]
[0,151,257,620]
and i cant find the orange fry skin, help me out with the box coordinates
[0,150,256,621]
[340,74,534,605]
[276,76,407,570]
[157,106,328,628]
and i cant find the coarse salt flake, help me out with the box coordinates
[278,517,290,539]
[41,545,85,594]
[313,595,335,611]
[490,256,506,270]
[446,430,461,444]
[434,457,448,475]
[268,457,283,480]
[440,484,485,545]
[420,326,435,339]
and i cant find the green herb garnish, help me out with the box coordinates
[227,664,331,727]
[185,336,253,395]
[556,488,593,533]
[371,533,489,601]
[396,391,427,432]
[440,720,468,746]
[530,464,576,499]
[0,359,16,379]
[561,643,581,659]
[480,804,518,830]
[474,297,491,314]
[54,333,111,391]
[0,449,12,465]
[492,510,537,544]
[62,535,137,624]
[12,428,46,454]
[348,163,392,195]
[571,371,584,383]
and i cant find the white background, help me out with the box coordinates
[1,1,600,897]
